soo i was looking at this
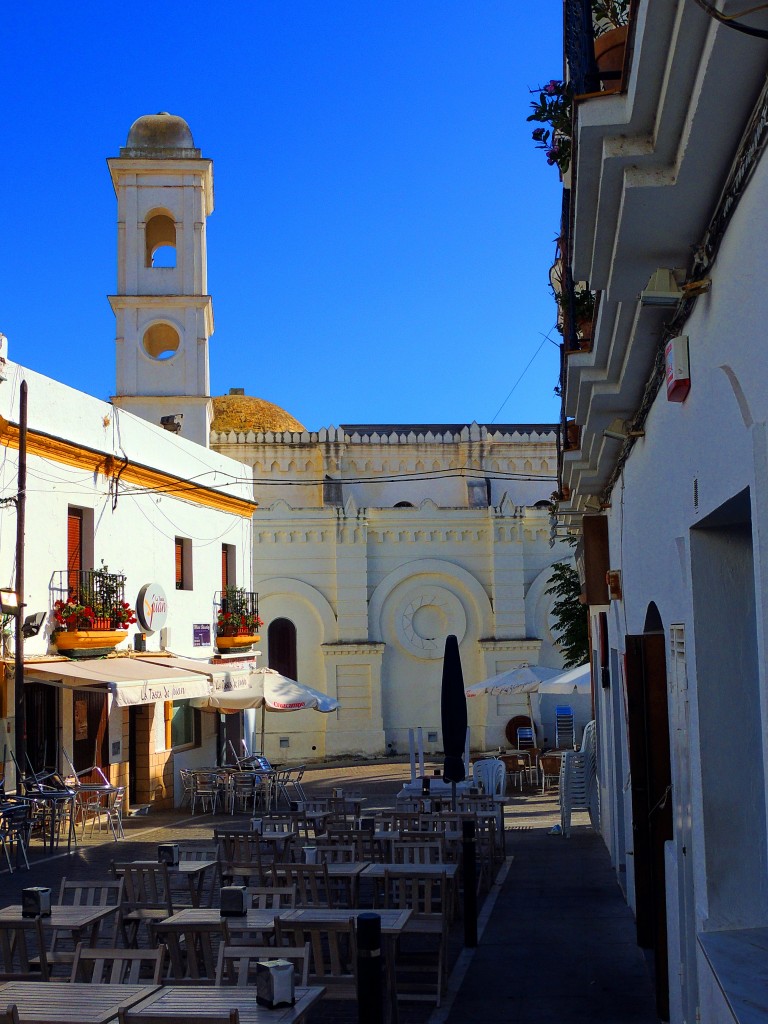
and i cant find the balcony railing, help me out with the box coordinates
[52,568,128,630]
[214,588,261,636]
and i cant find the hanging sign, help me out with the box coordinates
[136,583,169,633]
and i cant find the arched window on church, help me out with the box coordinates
[268,618,297,680]
[145,213,177,268]
[394,501,415,508]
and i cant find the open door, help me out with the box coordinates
[625,631,672,1021]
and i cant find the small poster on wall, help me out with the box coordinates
[193,624,211,647]
[74,698,88,741]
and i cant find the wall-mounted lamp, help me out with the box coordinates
[21,612,46,638]
[606,570,623,601]
[603,418,645,442]
[0,589,19,614]
[160,414,183,434]
[640,268,684,308]
[583,496,602,512]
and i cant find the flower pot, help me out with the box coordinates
[595,26,627,94]
[216,633,260,651]
[54,629,127,659]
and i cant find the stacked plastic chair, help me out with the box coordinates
[559,720,598,837]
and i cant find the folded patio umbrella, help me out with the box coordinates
[441,635,468,808]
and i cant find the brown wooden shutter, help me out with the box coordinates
[221,546,229,590]
[175,538,183,589]
[67,509,82,578]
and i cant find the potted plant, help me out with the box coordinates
[527,80,573,175]
[592,0,630,91]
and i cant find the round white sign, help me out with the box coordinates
[136,583,169,633]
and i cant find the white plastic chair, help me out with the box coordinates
[472,758,506,798]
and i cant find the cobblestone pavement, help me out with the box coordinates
[0,758,659,1024]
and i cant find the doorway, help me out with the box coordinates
[625,608,672,1022]
[268,618,297,678]
[71,689,109,779]
[25,683,57,772]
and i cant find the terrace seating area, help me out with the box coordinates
[0,754,654,1024]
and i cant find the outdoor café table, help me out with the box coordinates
[113,858,217,908]
[160,905,278,938]
[127,983,325,1024]
[0,981,158,1024]
[0,903,115,947]
[278,907,411,1024]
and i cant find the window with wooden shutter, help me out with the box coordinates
[175,538,183,589]
[67,508,83,597]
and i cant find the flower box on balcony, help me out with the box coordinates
[53,629,128,659]
[215,632,261,651]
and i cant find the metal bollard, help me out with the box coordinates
[357,911,383,1024]
[462,817,478,948]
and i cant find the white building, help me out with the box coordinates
[0,346,255,807]
[558,2,768,1022]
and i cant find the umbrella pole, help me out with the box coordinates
[260,704,266,755]
[451,780,457,813]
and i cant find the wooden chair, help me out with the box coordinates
[118,1010,239,1024]
[214,830,265,886]
[540,753,563,793]
[151,918,231,985]
[271,862,334,908]
[383,867,449,1006]
[246,886,296,910]
[315,842,356,863]
[70,942,166,983]
[393,840,444,864]
[112,861,175,947]
[48,878,125,967]
[177,845,222,908]
[0,918,50,980]
[275,916,357,1000]
[215,942,310,987]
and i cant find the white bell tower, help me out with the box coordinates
[109,112,214,446]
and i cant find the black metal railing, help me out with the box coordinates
[215,588,261,635]
[52,568,128,630]
[565,0,601,95]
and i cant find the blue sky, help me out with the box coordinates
[2,2,564,432]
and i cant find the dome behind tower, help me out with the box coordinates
[211,391,306,434]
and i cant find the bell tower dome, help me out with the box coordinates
[108,112,214,446]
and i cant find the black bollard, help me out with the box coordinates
[357,912,383,1024]
[462,817,478,947]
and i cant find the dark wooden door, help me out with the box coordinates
[268,618,297,679]
[625,632,672,1021]
[72,689,108,778]
[25,683,57,772]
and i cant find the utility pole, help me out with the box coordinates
[14,380,27,777]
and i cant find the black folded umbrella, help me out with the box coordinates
[441,634,467,806]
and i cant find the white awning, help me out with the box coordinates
[23,657,212,707]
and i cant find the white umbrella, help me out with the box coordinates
[536,663,591,694]
[190,666,339,753]
[464,663,562,698]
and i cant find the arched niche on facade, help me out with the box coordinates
[368,558,492,658]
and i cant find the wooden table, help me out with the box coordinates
[161,905,278,936]
[127,983,325,1024]
[0,981,157,1023]
[0,904,115,947]
[279,907,411,1024]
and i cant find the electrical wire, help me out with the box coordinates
[490,331,555,424]
[691,0,768,38]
